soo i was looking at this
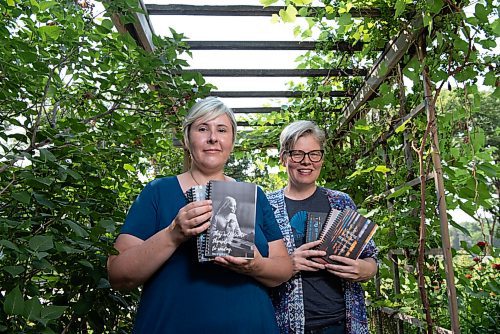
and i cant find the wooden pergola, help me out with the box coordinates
[110,2,461,333]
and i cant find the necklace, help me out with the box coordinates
[189,169,203,186]
[189,169,226,186]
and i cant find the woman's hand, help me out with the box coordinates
[291,240,326,275]
[169,200,212,244]
[324,256,377,282]
[214,249,260,275]
[214,239,293,287]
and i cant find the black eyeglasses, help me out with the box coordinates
[286,150,324,163]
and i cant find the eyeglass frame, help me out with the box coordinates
[285,149,325,163]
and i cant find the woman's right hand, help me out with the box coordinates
[169,200,213,244]
[292,239,326,275]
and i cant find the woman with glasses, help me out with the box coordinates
[267,120,378,334]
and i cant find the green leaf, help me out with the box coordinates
[78,260,94,269]
[387,185,411,199]
[453,37,469,53]
[41,305,67,321]
[483,71,496,87]
[395,119,411,133]
[99,219,117,233]
[471,128,485,152]
[0,240,20,252]
[3,266,25,277]
[337,13,353,27]
[477,163,498,178]
[260,0,278,7]
[279,5,298,23]
[449,220,471,237]
[474,4,489,23]
[97,278,111,289]
[66,220,89,237]
[428,0,444,13]
[66,168,82,180]
[375,165,391,173]
[39,25,61,40]
[491,18,500,36]
[395,0,405,17]
[101,19,114,30]
[33,193,56,209]
[24,298,42,321]
[12,191,31,204]
[3,286,25,316]
[29,235,54,252]
[39,148,56,162]
[39,0,56,11]
[7,0,15,6]
[293,0,312,5]
[123,163,136,172]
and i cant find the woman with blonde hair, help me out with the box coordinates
[108,97,293,333]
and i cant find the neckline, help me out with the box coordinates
[284,185,319,201]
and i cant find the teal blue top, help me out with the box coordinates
[120,176,282,334]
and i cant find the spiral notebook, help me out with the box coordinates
[313,207,377,264]
[185,180,257,262]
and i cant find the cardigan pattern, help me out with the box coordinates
[267,187,378,334]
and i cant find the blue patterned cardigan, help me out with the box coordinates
[267,187,378,334]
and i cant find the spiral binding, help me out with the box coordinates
[185,183,213,262]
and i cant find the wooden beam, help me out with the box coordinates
[237,121,281,127]
[180,68,367,77]
[210,91,350,98]
[231,107,342,113]
[186,40,367,51]
[362,101,425,156]
[365,172,434,203]
[232,107,283,113]
[145,4,380,17]
[111,0,155,52]
[334,14,424,141]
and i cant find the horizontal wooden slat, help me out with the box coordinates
[180,68,367,77]
[237,121,282,127]
[231,107,342,113]
[146,5,380,17]
[209,91,350,98]
[231,107,282,113]
[186,40,366,51]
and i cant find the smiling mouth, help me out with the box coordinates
[298,169,313,174]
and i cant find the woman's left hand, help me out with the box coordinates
[213,249,261,275]
[324,256,377,282]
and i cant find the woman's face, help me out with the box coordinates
[188,114,234,173]
[228,200,236,213]
[283,134,323,189]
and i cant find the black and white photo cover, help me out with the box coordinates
[206,180,257,258]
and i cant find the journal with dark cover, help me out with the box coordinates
[313,207,377,264]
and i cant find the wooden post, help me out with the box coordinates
[417,36,461,334]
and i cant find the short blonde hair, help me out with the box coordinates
[182,97,237,150]
[279,120,326,157]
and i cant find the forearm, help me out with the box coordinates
[357,257,378,282]
[107,226,182,290]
